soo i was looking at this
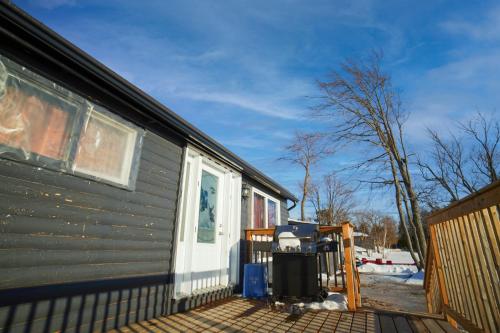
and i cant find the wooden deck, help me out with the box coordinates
[109,297,458,333]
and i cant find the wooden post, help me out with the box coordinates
[245,229,253,264]
[342,222,357,311]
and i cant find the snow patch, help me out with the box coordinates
[294,292,348,311]
[358,263,417,275]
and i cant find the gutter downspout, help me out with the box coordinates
[287,199,297,211]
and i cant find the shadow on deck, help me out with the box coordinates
[109,297,458,333]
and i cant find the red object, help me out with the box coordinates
[360,259,416,266]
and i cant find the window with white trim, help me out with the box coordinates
[73,111,139,186]
[0,54,143,189]
[251,188,280,228]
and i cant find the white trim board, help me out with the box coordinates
[250,187,281,228]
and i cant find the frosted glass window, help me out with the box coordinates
[73,111,137,186]
[0,76,74,161]
[197,170,218,243]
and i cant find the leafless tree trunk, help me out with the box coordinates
[400,183,424,266]
[280,132,330,221]
[315,51,427,264]
[389,154,422,269]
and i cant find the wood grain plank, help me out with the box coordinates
[421,318,445,333]
[378,315,397,333]
[393,316,413,333]
[407,316,429,333]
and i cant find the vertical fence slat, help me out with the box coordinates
[477,210,500,304]
[457,215,489,331]
[445,221,471,319]
[435,224,459,312]
[471,211,500,329]
[483,207,500,277]
[449,218,480,326]
[463,213,496,332]
[429,224,457,327]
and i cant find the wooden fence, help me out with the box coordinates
[424,181,500,333]
[245,222,361,311]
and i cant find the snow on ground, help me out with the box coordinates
[356,247,418,264]
[295,292,348,311]
[358,263,417,276]
[385,250,417,264]
[357,248,424,286]
[361,271,424,286]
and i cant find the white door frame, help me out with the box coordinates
[173,146,241,298]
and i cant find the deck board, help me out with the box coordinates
[110,297,458,333]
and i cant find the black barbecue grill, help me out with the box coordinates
[271,224,338,302]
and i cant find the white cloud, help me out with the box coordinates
[28,0,76,9]
[177,91,302,120]
[441,6,500,41]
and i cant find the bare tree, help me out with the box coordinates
[308,173,354,225]
[419,112,499,206]
[461,113,499,183]
[280,132,330,221]
[315,51,427,263]
[353,211,397,255]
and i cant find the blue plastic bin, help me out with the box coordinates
[242,263,267,298]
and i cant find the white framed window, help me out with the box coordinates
[73,110,139,187]
[251,187,280,228]
[0,54,144,190]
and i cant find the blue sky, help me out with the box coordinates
[14,0,500,217]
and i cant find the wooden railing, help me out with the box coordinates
[424,181,500,333]
[244,222,361,311]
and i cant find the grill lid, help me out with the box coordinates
[272,224,320,253]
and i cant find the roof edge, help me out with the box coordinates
[0,2,298,202]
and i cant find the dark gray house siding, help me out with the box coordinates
[0,131,183,332]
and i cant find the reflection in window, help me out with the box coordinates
[268,199,277,227]
[73,111,137,186]
[197,170,218,243]
[253,193,265,228]
[0,77,75,161]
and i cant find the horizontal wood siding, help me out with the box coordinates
[0,131,183,333]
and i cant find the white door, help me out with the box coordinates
[174,148,241,297]
[190,162,224,290]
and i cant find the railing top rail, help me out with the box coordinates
[244,225,343,238]
[426,180,500,225]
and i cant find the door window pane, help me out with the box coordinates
[0,76,73,161]
[268,199,277,227]
[253,193,265,228]
[73,111,137,186]
[197,170,218,243]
